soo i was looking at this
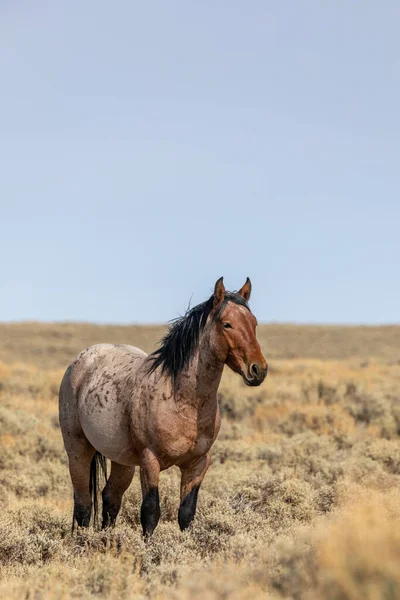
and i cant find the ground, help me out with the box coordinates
[0,323,399,599]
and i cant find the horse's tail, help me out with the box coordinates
[70,451,108,533]
[89,451,108,528]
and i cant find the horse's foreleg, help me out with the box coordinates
[102,462,135,529]
[178,453,211,531]
[140,449,161,537]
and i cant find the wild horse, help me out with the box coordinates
[59,277,268,536]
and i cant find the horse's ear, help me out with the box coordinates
[238,277,252,302]
[213,277,225,309]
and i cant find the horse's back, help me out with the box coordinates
[66,343,146,391]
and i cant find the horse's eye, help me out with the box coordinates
[223,322,232,329]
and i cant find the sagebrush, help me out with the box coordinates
[0,324,399,599]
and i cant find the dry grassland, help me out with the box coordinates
[0,323,399,599]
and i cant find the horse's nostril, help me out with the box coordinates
[251,364,259,377]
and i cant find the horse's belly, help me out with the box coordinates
[79,401,139,467]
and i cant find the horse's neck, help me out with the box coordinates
[173,338,224,411]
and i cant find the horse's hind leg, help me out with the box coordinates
[101,462,135,529]
[60,367,95,528]
[67,438,96,527]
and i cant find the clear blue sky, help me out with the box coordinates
[1,1,399,324]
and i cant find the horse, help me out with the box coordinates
[59,277,268,536]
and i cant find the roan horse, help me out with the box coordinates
[59,277,268,536]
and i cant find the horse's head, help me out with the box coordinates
[211,277,268,386]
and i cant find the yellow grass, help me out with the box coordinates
[0,323,399,598]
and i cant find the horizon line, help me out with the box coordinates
[1,319,399,328]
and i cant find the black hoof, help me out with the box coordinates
[178,486,199,531]
[141,488,161,537]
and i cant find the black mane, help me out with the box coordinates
[148,291,249,382]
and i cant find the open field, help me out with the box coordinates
[0,323,400,599]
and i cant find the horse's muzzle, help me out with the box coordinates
[242,363,268,386]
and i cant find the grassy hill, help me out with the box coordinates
[0,322,399,599]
